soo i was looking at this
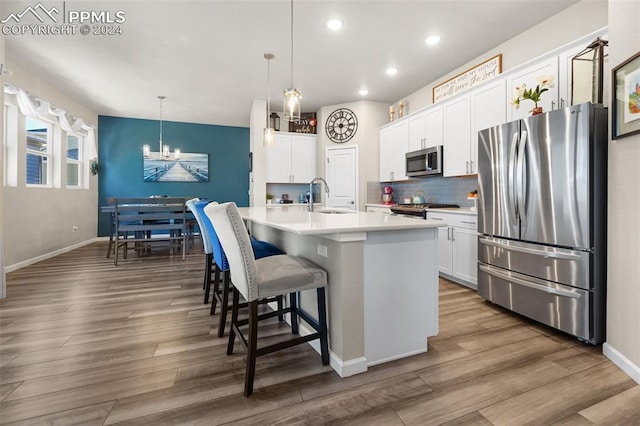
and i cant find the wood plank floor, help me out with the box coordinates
[1,242,639,425]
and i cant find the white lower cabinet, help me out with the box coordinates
[366,206,392,214]
[428,211,478,289]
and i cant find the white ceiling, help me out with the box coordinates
[4,0,580,127]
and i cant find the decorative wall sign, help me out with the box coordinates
[612,50,640,140]
[143,151,209,182]
[433,54,502,103]
[288,112,317,134]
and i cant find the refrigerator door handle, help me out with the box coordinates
[479,265,581,299]
[508,132,520,222]
[479,237,583,260]
[516,130,528,226]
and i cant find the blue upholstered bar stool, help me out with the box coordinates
[204,202,329,397]
[186,198,216,304]
[187,199,283,336]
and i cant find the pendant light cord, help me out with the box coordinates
[290,0,294,88]
[266,57,271,127]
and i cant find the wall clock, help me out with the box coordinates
[325,108,358,143]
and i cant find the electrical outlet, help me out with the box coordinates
[72,226,78,232]
[317,244,328,257]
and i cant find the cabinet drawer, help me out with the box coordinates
[366,206,392,214]
[427,211,477,229]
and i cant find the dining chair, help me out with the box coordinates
[204,202,329,397]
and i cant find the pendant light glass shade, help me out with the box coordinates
[263,53,275,147]
[283,0,301,122]
[283,88,301,122]
[263,127,275,147]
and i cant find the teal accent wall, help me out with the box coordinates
[97,115,249,236]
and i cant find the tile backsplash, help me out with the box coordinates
[367,176,478,207]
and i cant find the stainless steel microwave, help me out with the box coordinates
[406,146,443,177]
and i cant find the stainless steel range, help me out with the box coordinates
[390,203,460,219]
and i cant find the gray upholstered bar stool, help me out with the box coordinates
[204,202,329,397]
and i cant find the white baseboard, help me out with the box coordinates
[5,238,99,273]
[603,342,640,385]
[268,301,369,378]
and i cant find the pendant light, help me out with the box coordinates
[143,95,174,159]
[283,0,301,122]
[264,53,275,147]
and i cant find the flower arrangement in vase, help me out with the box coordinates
[510,75,555,115]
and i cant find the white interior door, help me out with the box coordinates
[326,146,358,210]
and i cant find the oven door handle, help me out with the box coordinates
[479,265,580,299]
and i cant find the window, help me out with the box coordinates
[66,133,83,187]
[25,117,52,186]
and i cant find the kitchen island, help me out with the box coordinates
[238,205,445,377]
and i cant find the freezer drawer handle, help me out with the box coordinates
[479,237,582,260]
[479,265,580,299]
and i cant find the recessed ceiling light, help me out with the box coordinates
[386,67,398,76]
[425,35,441,46]
[359,89,369,96]
[326,18,343,31]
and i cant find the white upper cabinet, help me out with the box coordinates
[408,112,426,152]
[424,106,444,149]
[443,93,472,177]
[379,126,393,182]
[379,120,409,182]
[507,56,559,121]
[408,105,444,153]
[265,133,316,183]
[471,78,507,173]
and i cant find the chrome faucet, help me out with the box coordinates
[309,177,330,212]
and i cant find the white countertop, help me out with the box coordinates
[238,205,445,235]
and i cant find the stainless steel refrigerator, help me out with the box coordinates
[477,102,607,344]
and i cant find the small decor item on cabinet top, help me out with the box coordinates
[266,192,275,204]
[389,105,395,122]
[289,112,317,134]
[510,75,555,115]
[398,101,406,118]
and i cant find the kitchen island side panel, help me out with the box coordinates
[363,228,439,365]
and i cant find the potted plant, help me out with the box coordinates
[510,75,555,115]
[266,192,275,204]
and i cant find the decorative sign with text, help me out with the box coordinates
[289,112,317,134]
[433,54,502,103]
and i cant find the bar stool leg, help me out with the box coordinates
[203,253,212,304]
[317,287,330,365]
[277,295,284,322]
[210,265,221,315]
[244,300,259,397]
[227,288,240,355]
[217,271,231,337]
[289,292,299,335]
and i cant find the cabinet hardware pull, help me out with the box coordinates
[551,100,556,110]
[451,227,455,241]
[470,160,474,173]
[479,265,580,299]
[479,237,582,260]
[461,221,476,225]
[560,98,565,108]
[430,217,443,220]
